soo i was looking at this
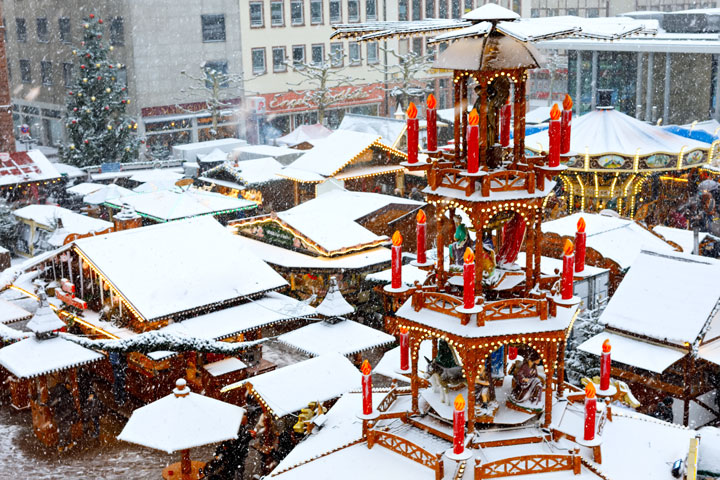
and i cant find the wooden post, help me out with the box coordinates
[293,182,299,206]
[474,215,484,298]
[462,77,469,160]
[683,356,693,426]
[479,84,488,170]
[557,339,566,398]
[411,335,421,414]
[525,215,534,294]
[534,212,542,288]
[454,77,461,162]
[516,76,527,165]
[544,345,557,428]
[436,211,445,290]
[181,449,191,476]
[67,254,72,282]
[79,256,84,299]
[100,278,104,305]
[465,357,477,435]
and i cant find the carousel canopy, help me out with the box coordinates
[118,379,245,453]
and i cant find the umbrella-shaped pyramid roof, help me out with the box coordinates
[83,184,135,205]
[118,379,245,453]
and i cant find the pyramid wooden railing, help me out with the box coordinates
[474,453,581,479]
[367,429,444,480]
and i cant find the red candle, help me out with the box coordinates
[361,359,373,415]
[600,339,611,391]
[548,103,561,167]
[467,109,480,173]
[391,230,403,289]
[407,102,419,164]
[399,327,409,371]
[426,94,437,152]
[453,394,466,454]
[500,99,511,147]
[508,346,517,360]
[561,94,573,154]
[416,209,427,264]
[584,383,597,441]
[561,239,574,300]
[575,217,586,273]
[463,247,475,309]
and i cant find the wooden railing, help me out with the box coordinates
[377,385,400,413]
[481,170,535,196]
[412,289,468,323]
[478,298,548,326]
[368,430,444,480]
[429,167,477,196]
[475,454,580,479]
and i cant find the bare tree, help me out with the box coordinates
[370,47,434,112]
[283,51,367,126]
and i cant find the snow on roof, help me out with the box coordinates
[600,249,720,345]
[698,426,720,476]
[515,252,609,278]
[74,216,287,321]
[373,342,432,382]
[229,157,284,185]
[198,148,229,163]
[652,225,711,253]
[105,188,256,222]
[366,264,430,287]
[699,339,720,367]
[284,130,402,178]
[26,303,65,334]
[578,331,686,373]
[13,204,113,235]
[276,167,326,183]
[53,162,86,179]
[525,108,711,157]
[234,236,391,270]
[159,292,315,341]
[227,353,361,417]
[315,278,354,317]
[277,124,332,147]
[203,357,248,377]
[542,212,676,269]
[278,319,394,357]
[525,106,552,124]
[0,299,32,324]
[128,169,184,184]
[0,335,103,378]
[132,179,180,193]
[275,190,422,253]
[118,379,245,453]
[463,3,519,21]
[0,323,29,341]
[231,144,303,166]
[83,184,136,205]
[66,182,104,196]
[338,114,407,147]
[0,150,61,187]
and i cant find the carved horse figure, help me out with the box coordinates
[424,356,465,404]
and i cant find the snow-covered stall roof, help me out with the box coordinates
[197,148,229,164]
[224,353,361,418]
[277,124,332,147]
[66,182,104,196]
[600,249,720,346]
[525,108,712,158]
[542,212,676,269]
[202,157,285,188]
[118,379,245,453]
[578,331,686,374]
[0,323,29,341]
[278,319,394,357]
[173,138,247,162]
[282,130,404,179]
[0,335,103,378]
[230,144,303,165]
[127,169,184,184]
[0,299,32,324]
[652,225,713,253]
[315,277,354,317]
[104,188,256,222]
[366,264,431,287]
[515,252,609,279]
[83,184,135,205]
[159,291,315,341]
[26,303,65,334]
[338,114,407,147]
[13,204,113,235]
[373,342,432,382]
[699,339,720,367]
[0,150,61,187]
[74,216,287,321]
[53,162,86,179]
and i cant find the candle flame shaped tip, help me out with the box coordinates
[454,394,465,411]
[577,217,586,233]
[563,238,574,256]
[468,109,479,126]
[399,326,409,335]
[361,359,371,376]
[585,382,596,399]
[416,209,426,223]
[392,230,403,246]
[463,247,475,264]
[406,102,418,119]
[563,94,573,110]
[602,339,611,353]
[426,94,436,109]
[550,103,561,121]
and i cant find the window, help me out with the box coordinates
[16,18,27,42]
[330,42,343,66]
[349,42,360,64]
[19,59,31,83]
[330,0,342,23]
[273,46,287,71]
[412,37,423,55]
[291,0,304,25]
[58,18,71,43]
[412,0,421,20]
[63,62,73,88]
[425,0,435,18]
[204,60,229,88]
[367,41,378,64]
[399,0,408,21]
[36,18,49,43]
[348,0,359,22]
[367,0,377,20]
[439,0,449,18]
[464,0,474,13]
[311,43,324,64]
[567,8,577,16]
[250,2,264,27]
[110,17,124,46]
[452,1,461,18]
[311,0,323,24]
[587,8,599,18]
[530,8,540,18]
[271,1,284,26]
[252,48,266,74]
[426,38,435,60]
[201,14,226,42]
[292,45,306,66]
[41,61,52,85]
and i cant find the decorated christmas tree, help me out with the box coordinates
[59,14,140,168]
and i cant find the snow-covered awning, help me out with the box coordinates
[222,353,361,417]
[699,340,720,367]
[203,357,247,377]
[277,124,332,147]
[83,184,135,205]
[127,169,184,184]
[278,319,394,357]
[66,182,104,196]
[0,299,32,324]
[0,150,61,187]
[0,335,103,378]
[13,204,113,234]
[578,331,686,374]
[197,148,229,164]
[652,225,713,254]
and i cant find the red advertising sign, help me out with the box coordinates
[56,290,87,310]
[258,83,384,115]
